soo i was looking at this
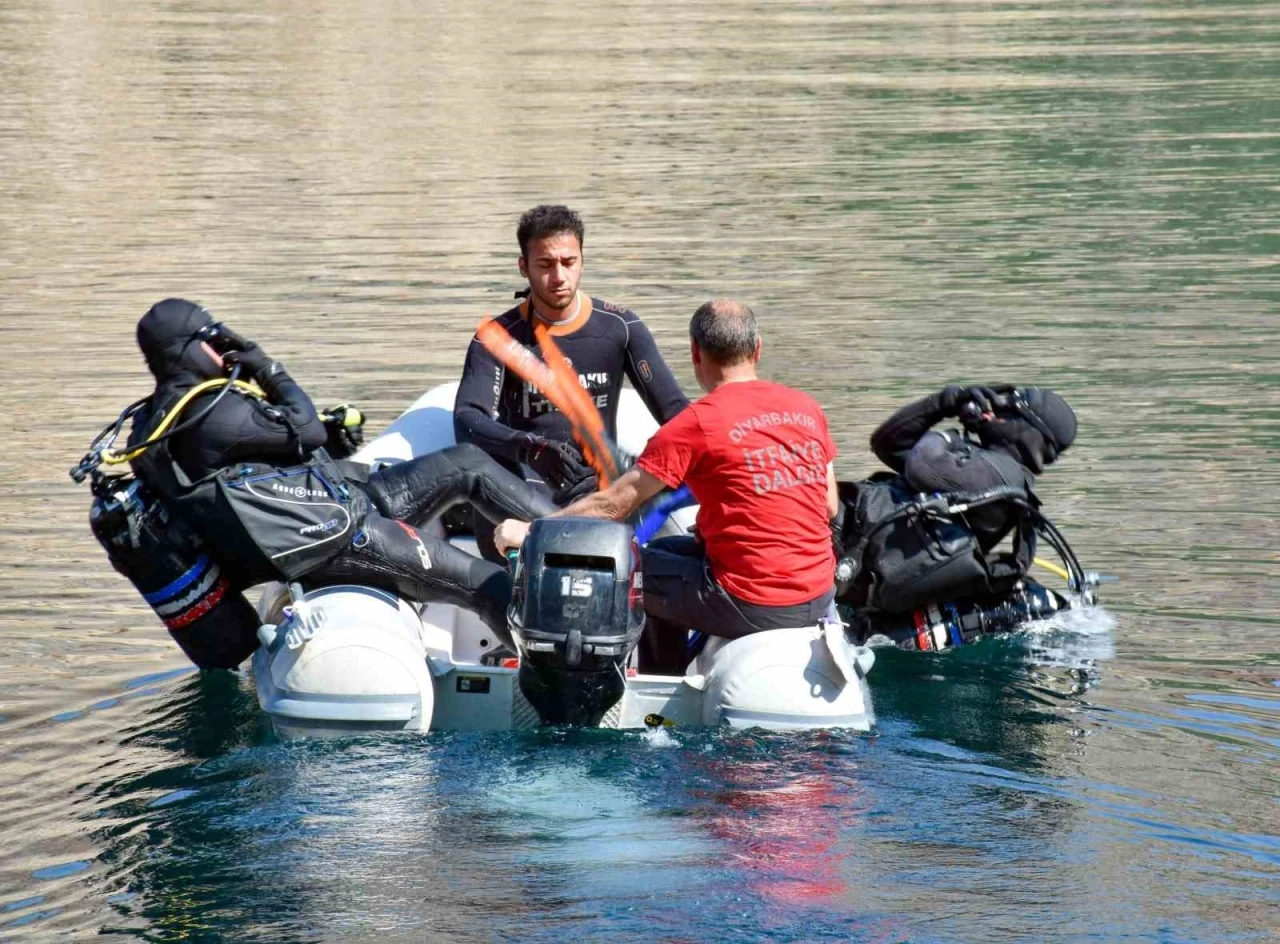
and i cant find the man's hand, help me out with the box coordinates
[223,346,276,381]
[322,404,365,458]
[205,323,255,355]
[494,519,531,556]
[522,435,592,490]
[939,384,1003,418]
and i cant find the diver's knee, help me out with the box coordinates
[448,442,488,469]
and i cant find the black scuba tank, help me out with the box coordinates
[508,517,645,726]
[845,578,1068,652]
[89,476,260,669]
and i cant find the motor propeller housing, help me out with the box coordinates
[509,517,645,725]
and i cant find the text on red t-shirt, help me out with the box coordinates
[637,379,837,606]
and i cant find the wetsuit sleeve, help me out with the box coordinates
[257,367,328,450]
[453,337,527,463]
[904,432,1029,495]
[869,392,948,472]
[622,317,689,423]
[173,384,325,477]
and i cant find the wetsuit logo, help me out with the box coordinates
[273,482,330,499]
[395,520,432,571]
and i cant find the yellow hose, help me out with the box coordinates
[1033,556,1071,582]
[102,378,264,465]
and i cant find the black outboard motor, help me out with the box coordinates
[509,517,645,726]
[89,475,260,669]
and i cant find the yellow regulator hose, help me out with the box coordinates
[1032,556,1072,583]
[102,378,264,465]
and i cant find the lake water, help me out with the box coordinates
[1,1,1277,940]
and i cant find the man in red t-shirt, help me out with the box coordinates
[495,299,840,673]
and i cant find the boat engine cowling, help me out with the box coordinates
[509,517,645,726]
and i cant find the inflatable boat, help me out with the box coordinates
[250,384,878,739]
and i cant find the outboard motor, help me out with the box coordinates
[509,517,645,726]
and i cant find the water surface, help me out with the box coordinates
[1,1,1277,940]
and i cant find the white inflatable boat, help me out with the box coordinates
[250,383,876,739]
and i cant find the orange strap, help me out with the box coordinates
[475,318,619,488]
[532,322,619,484]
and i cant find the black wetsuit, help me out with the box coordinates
[869,391,1034,550]
[455,294,688,557]
[130,300,555,648]
[454,295,688,471]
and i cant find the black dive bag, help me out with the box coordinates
[89,476,260,669]
[162,448,368,584]
[127,390,368,585]
[835,474,1037,615]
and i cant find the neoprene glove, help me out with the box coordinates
[321,403,365,458]
[522,434,592,492]
[553,472,598,506]
[209,323,283,386]
[223,346,279,383]
[938,384,1005,417]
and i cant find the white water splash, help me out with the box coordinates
[1016,605,1117,672]
[641,725,679,748]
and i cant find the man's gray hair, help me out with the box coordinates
[690,300,759,364]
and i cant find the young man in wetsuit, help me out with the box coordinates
[493,300,840,674]
[453,205,689,529]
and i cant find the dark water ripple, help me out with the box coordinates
[2,0,1278,940]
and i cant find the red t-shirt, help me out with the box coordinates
[637,379,837,606]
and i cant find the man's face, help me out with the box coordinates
[519,231,583,314]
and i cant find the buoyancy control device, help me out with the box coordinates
[834,476,1039,615]
[833,474,1095,651]
[508,517,646,725]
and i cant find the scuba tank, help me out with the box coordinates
[72,371,264,670]
[845,578,1068,651]
[834,474,1100,653]
[88,475,260,669]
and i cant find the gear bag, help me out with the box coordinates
[835,474,1037,614]
[162,447,368,583]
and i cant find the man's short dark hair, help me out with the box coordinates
[517,205,585,258]
[690,300,759,364]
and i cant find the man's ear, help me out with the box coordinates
[517,255,528,279]
[690,339,701,365]
[752,337,763,364]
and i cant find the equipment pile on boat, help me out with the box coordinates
[73,383,1102,738]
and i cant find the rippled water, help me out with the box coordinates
[1,1,1277,940]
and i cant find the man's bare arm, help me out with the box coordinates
[493,466,668,554]
[826,462,839,520]
[553,466,666,522]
